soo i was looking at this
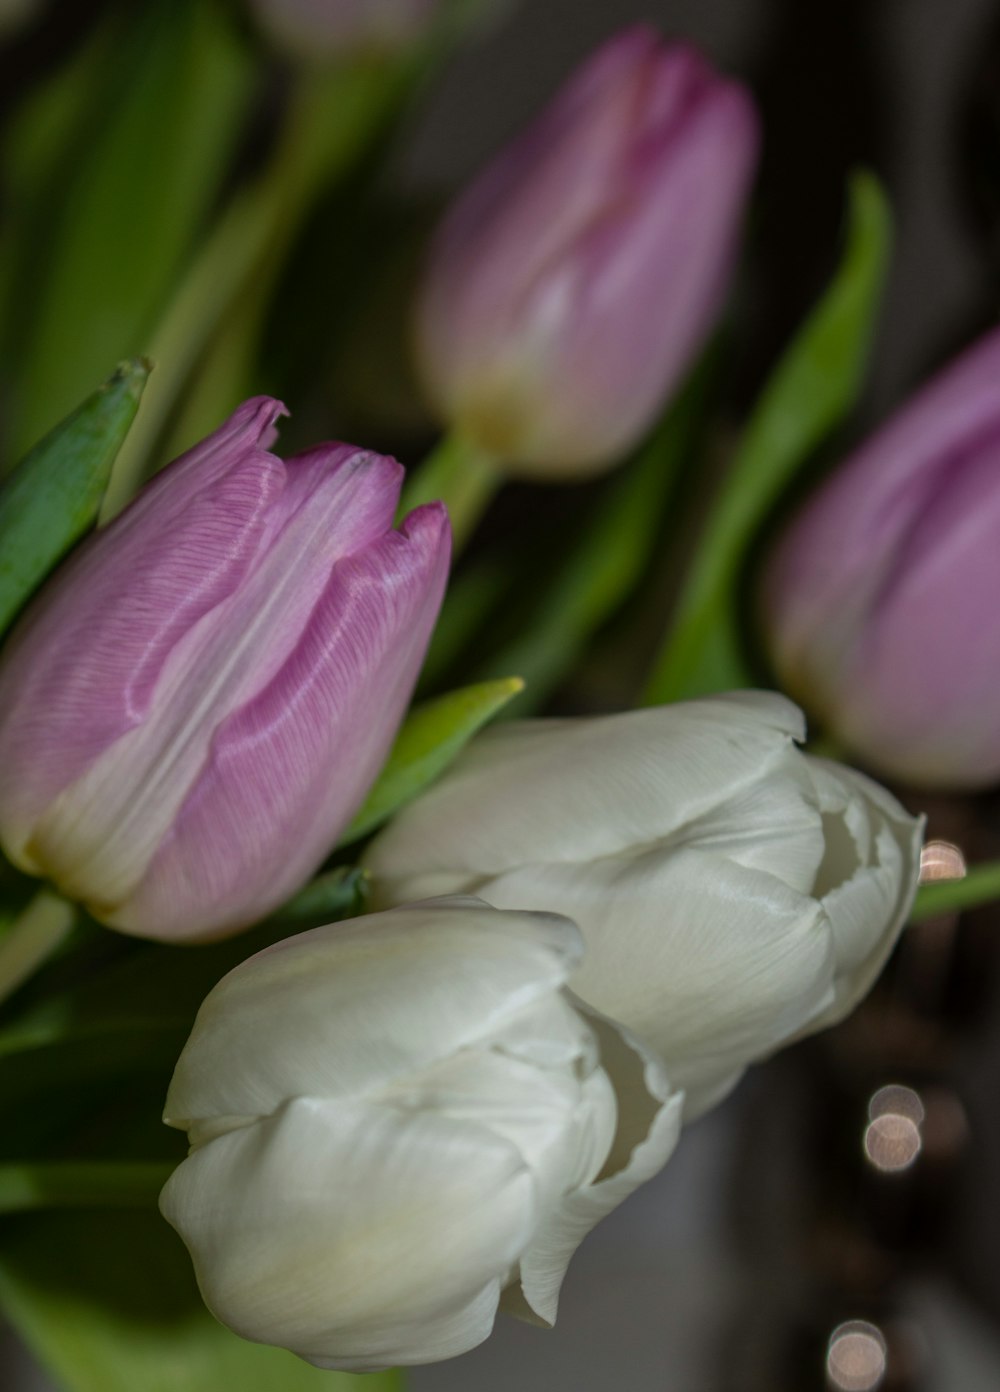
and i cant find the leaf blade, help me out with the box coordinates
[339,678,524,845]
[643,171,892,704]
[0,1211,395,1392]
[0,359,149,635]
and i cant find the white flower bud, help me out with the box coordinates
[366,693,924,1118]
[160,898,681,1370]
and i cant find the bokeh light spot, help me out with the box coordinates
[864,1113,922,1172]
[826,1320,887,1390]
[919,840,966,883]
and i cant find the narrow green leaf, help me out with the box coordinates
[339,678,524,845]
[417,558,511,692]
[0,1210,394,1392]
[643,171,892,704]
[0,359,149,635]
[0,1162,174,1216]
[910,861,1000,922]
[12,0,253,456]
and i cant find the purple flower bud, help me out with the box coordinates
[0,399,450,939]
[249,0,440,58]
[415,27,760,477]
[762,327,1000,790]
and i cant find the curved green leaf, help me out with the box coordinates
[0,1211,390,1392]
[0,360,149,636]
[643,171,892,704]
[339,677,524,845]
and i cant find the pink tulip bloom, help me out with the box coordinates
[415,27,760,476]
[762,326,1000,790]
[0,398,450,939]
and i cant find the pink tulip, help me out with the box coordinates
[249,0,440,57]
[0,398,450,939]
[762,326,1000,790]
[415,27,760,477]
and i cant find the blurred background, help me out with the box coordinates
[3,0,1000,1388]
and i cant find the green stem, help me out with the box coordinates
[400,433,503,554]
[0,889,75,1007]
[911,860,1000,922]
[99,60,405,519]
[0,1161,174,1215]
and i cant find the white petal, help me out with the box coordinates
[366,693,807,893]
[379,1005,616,1212]
[164,900,581,1127]
[472,848,836,1110]
[160,1095,538,1371]
[509,1008,683,1326]
[800,756,923,1032]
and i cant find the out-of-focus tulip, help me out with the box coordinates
[0,398,449,941]
[414,27,759,477]
[160,898,681,1370]
[762,327,1000,790]
[366,693,922,1117]
[249,0,440,57]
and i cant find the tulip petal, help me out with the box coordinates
[367,692,807,895]
[108,501,449,937]
[802,757,924,1030]
[510,1009,682,1326]
[472,848,836,1114]
[0,400,287,869]
[416,30,758,473]
[379,1006,616,1212]
[164,901,583,1127]
[763,327,1000,784]
[160,1095,538,1370]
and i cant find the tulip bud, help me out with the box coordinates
[0,398,450,941]
[160,898,681,1370]
[414,27,759,477]
[762,327,1000,790]
[366,693,922,1117]
[248,0,440,58]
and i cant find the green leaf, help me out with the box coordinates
[0,1210,396,1392]
[11,0,253,457]
[417,558,511,692]
[339,678,524,845]
[0,360,149,635]
[476,357,713,713]
[643,170,892,705]
[0,869,368,1063]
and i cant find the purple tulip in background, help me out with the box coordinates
[415,26,760,477]
[249,0,440,57]
[0,398,450,940]
[762,326,1000,790]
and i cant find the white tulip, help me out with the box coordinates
[160,898,681,1371]
[366,692,924,1117]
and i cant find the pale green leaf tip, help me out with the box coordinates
[846,166,892,234]
[108,357,153,400]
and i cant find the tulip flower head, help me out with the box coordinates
[0,398,450,941]
[160,898,682,1370]
[249,0,440,57]
[415,27,760,476]
[762,326,1000,790]
[366,693,923,1116]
